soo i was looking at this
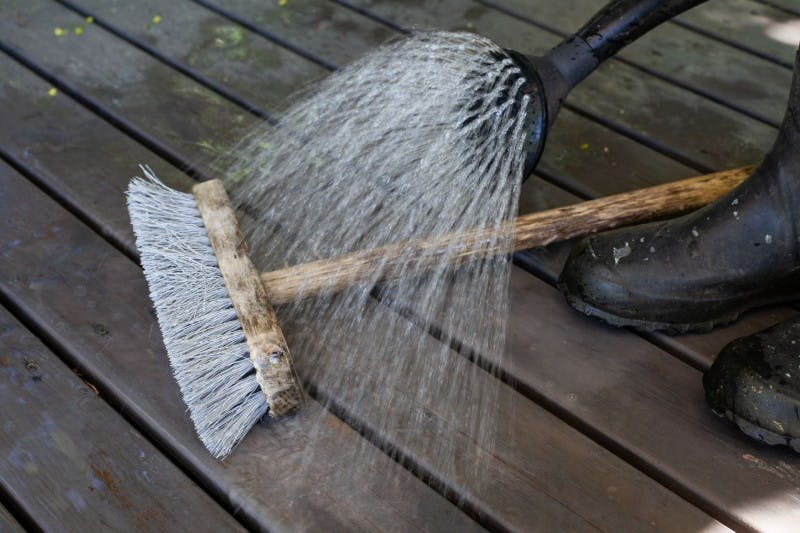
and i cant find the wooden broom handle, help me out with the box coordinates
[260,165,753,305]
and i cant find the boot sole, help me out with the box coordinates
[712,408,800,453]
[557,286,800,334]
[559,290,744,334]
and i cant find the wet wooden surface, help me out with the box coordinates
[1,0,799,530]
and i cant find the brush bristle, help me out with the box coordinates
[126,167,268,458]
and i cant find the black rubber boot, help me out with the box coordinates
[557,47,800,333]
[704,316,800,452]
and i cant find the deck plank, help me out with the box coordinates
[502,268,800,531]
[489,0,792,126]
[0,161,482,532]
[57,0,329,113]
[758,0,800,17]
[2,1,258,175]
[0,2,732,521]
[679,0,799,66]
[343,0,778,173]
[388,255,800,530]
[0,303,243,532]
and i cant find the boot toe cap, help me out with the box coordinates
[704,324,800,451]
[558,236,650,324]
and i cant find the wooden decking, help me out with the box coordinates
[2,0,800,530]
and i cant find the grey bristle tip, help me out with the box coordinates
[127,167,267,458]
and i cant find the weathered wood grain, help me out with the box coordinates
[282,289,729,531]
[679,0,799,66]
[499,269,800,531]
[195,179,305,417]
[490,0,793,126]
[213,0,396,66]
[0,4,732,522]
[388,253,800,530]
[0,160,483,532]
[759,0,800,16]
[0,306,244,532]
[1,0,792,528]
[344,0,779,173]
[2,0,255,175]
[59,0,329,112]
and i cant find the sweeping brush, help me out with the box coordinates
[127,164,749,458]
[127,167,304,458]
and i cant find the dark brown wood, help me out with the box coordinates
[392,257,800,530]
[0,161,483,531]
[0,60,720,533]
[65,0,329,112]
[0,4,726,528]
[501,270,800,530]
[2,0,799,530]
[1,0,256,176]
[280,291,725,531]
[761,0,800,16]
[194,179,305,417]
[213,0,396,66]
[260,166,751,304]
[344,0,778,175]
[0,307,243,531]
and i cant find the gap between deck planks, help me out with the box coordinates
[0,303,244,532]
[0,159,483,531]
[0,504,24,533]
[755,0,800,18]
[0,1,792,528]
